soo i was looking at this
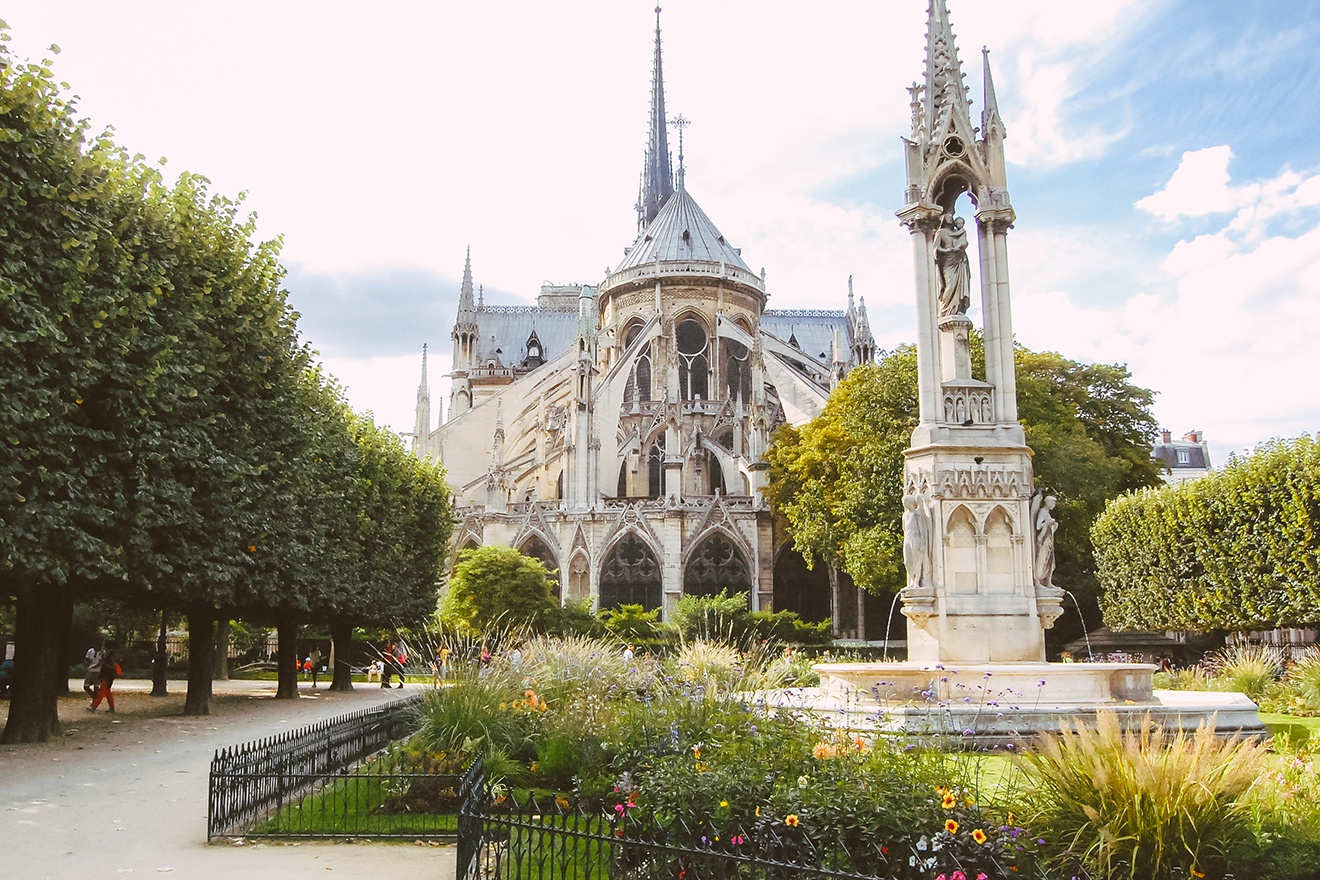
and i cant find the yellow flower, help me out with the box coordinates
[972,828,987,845]
[785,814,800,827]
[945,819,959,834]
[720,800,728,808]
[530,762,539,772]
[555,796,570,809]
[692,746,701,759]
[755,806,761,817]
[942,793,956,809]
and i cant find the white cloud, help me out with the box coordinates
[1135,146,1251,220]
[1013,152,1320,459]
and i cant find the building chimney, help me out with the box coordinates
[1182,430,1202,443]
[1161,430,1171,444]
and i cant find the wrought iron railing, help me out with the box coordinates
[207,694,423,840]
[454,761,1238,880]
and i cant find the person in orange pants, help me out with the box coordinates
[89,651,121,713]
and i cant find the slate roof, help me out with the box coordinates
[615,184,752,275]
[472,306,580,367]
[761,310,852,362]
[1152,442,1210,471]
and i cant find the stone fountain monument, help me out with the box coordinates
[807,0,1262,739]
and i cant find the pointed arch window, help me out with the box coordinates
[676,317,709,401]
[599,533,662,612]
[647,435,665,499]
[683,532,750,599]
[623,322,652,405]
[723,339,751,403]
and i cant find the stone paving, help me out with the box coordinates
[0,678,455,879]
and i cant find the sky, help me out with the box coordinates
[5,1,1320,465]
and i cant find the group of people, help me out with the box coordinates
[83,646,121,713]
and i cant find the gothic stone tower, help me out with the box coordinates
[897,0,1063,663]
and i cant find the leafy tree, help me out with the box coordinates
[1095,435,1320,632]
[323,413,452,691]
[440,546,557,635]
[0,39,142,741]
[764,343,1160,646]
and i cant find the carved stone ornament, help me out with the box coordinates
[930,465,1027,500]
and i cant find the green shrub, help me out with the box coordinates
[599,603,663,644]
[1018,711,1268,880]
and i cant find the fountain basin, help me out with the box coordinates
[753,662,1266,744]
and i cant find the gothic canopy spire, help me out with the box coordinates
[637,6,675,231]
[923,0,972,142]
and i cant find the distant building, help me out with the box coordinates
[1153,429,1211,485]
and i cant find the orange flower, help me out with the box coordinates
[942,793,956,809]
[972,828,987,845]
[945,819,959,834]
[785,814,800,827]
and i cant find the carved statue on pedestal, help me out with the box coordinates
[1030,491,1058,588]
[901,492,934,591]
[935,213,971,317]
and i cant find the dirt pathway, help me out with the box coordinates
[0,679,455,879]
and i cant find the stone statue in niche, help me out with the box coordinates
[901,492,934,591]
[1030,491,1058,588]
[935,213,972,317]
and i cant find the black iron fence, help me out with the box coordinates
[455,761,957,880]
[207,694,424,840]
[454,762,1239,880]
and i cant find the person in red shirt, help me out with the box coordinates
[89,650,121,713]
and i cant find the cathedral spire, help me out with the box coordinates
[637,6,674,231]
[924,0,972,143]
[412,343,432,453]
[458,246,476,314]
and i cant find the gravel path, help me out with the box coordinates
[0,679,455,879]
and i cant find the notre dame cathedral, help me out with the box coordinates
[411,10,878,633]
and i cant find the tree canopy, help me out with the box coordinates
[764,343,1161,643]
[0,36,453,739]
[1095,435,1320,632]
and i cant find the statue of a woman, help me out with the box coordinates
[935,214,971,317]
[902,492,934,591]
[1031,493,1058,588]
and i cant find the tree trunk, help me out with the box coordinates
[856,585,866,641]
[275,617,298,699]
[328,620,354,692]
[213,615,230,680]
[151,609,169,697]
[827,564,841,638]
[183,604,214,716]
[54,584,73,696]
[0,575,65,743]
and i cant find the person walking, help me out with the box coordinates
[308,646,322,688]
[391,640,408,689]
[83,646,102,697]
[88,650,121,713]
[381,641,396,688]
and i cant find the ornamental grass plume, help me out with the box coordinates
[1018,711,1268,880]
[1209,643,1283,702]
[1283,648,1320,713]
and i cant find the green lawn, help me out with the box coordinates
[1260,713,1320,748]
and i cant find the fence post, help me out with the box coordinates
[455,755,485,880]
